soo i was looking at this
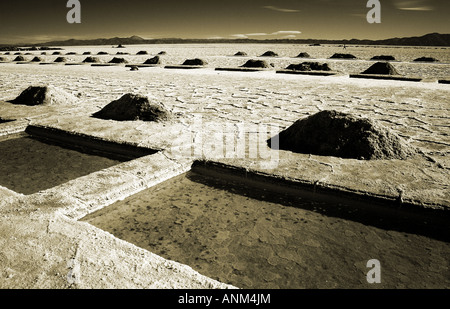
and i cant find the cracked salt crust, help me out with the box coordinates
[0,53,448,288]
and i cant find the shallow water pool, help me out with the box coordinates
[0,133,126,195]
[81,170,450,289]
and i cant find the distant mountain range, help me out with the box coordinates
[2,33,450,49]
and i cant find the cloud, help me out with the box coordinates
[230,31,301,39]
[394,0,434,11]
[272,31,302,35]
[245,33,268,36]
[231,34,249,39]
[399,6,434,10]
[262,5,300,13]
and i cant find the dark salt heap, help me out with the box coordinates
[371,55,396,61]
[83,57,101,63]
[13,56,26,62]
[92,93,171,122]
[11,86,77,106]
[296,52,311,58]
[182,58,207,66]
[413,57,439,62]
[361,62,400,75]
[241,60,271,68]
[330,53,357,59]
[108,57,128,64]
[144,56,161,65]
[268,110,417,160]
[260,51,278,57]
[286,62,331,71]
[54,57,67,63]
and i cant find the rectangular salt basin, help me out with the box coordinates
[81,170,450,289]
[0,132,150,195]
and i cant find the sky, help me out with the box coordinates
[0,0,449,44]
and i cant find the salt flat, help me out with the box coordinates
[0,45,449,289]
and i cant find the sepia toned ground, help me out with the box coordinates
[0,45,449,289]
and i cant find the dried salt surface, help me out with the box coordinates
[0,211,233,289]
[0,60,449,289]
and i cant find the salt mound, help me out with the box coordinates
[330,53,357,59]
[158,51,167,55]
[83,57,100,63]
[97,51,108,55]
[31,57,43,62]
[137,51,148,55]
[144,56,161,64]
[371,55,396,61]
[260,51,278,57]
[286,62,331,71]
[92,93,171,122]
[52,52,62,55]
[54,57,67,63]
[182,58,207,66]
[13,56,26,62]
[83,52,92,55]
[268,110,417,160]
[361,62,400,75]
[109,57,128,64]
[12,86,78,106]
[296,52,311,58]
[241,60,270,68]
[413,57,439,62]
[234,51,248,56]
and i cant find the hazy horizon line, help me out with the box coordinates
[2,31,448,47]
